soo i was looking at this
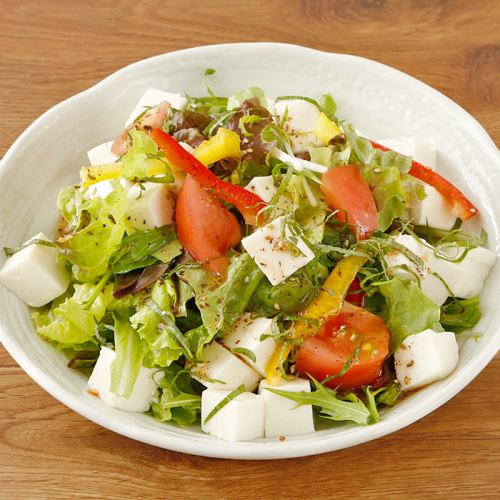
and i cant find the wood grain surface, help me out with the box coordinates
[0,0,499,498]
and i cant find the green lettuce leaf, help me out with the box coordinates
[110,318,146,398]
[58,187,128,282]
[32,277,135,351]
[227,86,266,110]
[319,93,337,119]
[178,253,264,337]
[150,364,201,426]
[440,296,482,334]
[378,277,443,351]
[121,129,172,182]
[130,279,184,367]
[34,298,97,347]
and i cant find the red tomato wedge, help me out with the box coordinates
[321,165,379,239]
[295,303,390,390]
[151,128,267,225]
[176,175,241,275]
[370,140,478,220]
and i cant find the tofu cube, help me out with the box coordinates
[87,141,118,166]
[84,178,132,201]
[222,314,277,376]
[201,390,265,441]
[395,329,459,391]
[126,182,175,229]
[87,346,159,412]
[411,184,457,230]
[244,176,277,203]
[191,342,261,392]
[274,99,320,132]
[242,216,315,286]
[377,137,437,169]
[85,179,115,200]
[259,378,315,437]
[384,234,497,305]
[0,233,69,307]
[428,246,497,299]
[125,88,187,126]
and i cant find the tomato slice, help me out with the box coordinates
[321,165,378,238]
[295,303,390,390]
[175,175,241,274]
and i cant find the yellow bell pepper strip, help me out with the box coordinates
[151,128,266,225]
[313,112,342,145]
[80,161,168,187]
[265,255,367,385]
[193,128,241,166]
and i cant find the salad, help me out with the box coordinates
[0,73,496,442]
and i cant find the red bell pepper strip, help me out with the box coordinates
[370,140,478,220]
[151,128,267,225]
[345,276,364,307]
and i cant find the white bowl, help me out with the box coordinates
[0,43,499,460]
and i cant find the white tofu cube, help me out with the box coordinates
[385,234,496,304]
[259,378,315,438]
[191,342,261,392]
[126,182,175,229]
[222,314,277,377]
[395,329,459,391]
[201,390,265,441]
[429,246,497,299]
[84,178,132,201]
[85,179,115,200]
[377,137,437,170]
[87,141,118,166]
[411,184,457,230]
[244,176,277,203]
[242,216,315,286]
[274,99,320,132]
[125,88,187,126]
[87,346,159,412]
[0,233,69,307]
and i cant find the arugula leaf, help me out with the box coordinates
[227,86,266,110]
[111,225,176,274]
[265,377,371,425]
[3,238,56,257]
[178,253,264,337]
[203,384,246,424]
[110,318,146,398]
[231,347,257,363]
[151,364,201,426]
[375,381,401,407]
[440,296,482,334]
[378,277,443,351]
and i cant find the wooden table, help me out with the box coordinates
[1,1,498,498]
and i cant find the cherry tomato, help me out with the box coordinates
[295,303,390,390]
[175,175,241,274]
[321,165,378,238]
